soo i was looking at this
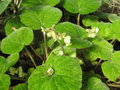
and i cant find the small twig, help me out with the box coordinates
[24,47,37,67]
[29,45,44,61]
[77,13,80,25]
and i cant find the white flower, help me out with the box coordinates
[64,36,72,46]
[86,27,99,38]
[58,51,64,56]
[88,33,96,38]
[47,32,52,37]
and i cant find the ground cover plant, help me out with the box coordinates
[0,0,120,90]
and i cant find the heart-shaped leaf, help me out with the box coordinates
[22,0,60,8]
[84,37,113,61]
[62,0,102,14]
[102,51,120,81]
[0,74,10,90]
[1,27,33,54]
[20,5,62,30]
[28,54,82,90]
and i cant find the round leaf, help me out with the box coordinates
[20,5,62,30]
[102,51,120,81]
[62,0,102,14]
[1,27,33,54]
[28,54,82,90]
[84,37,113,61]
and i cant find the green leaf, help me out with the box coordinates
[81,72,101,90]
[94,12,111,19]
[5,17,24,35]
[6,53,19,70]
[84,37,113,61]
[55,22,87,38]
[82,15,98,27]
[0,0,11,15]
[13,83,27,90]
[0,53,19,74]
[0,74,10,90]
[62,0,102,14]
[20,5,62,30]
[22,0,60,8]
[28,54,82,90]
[111,20,120,41]
[1,27,33,54]
[102,51,120,81]
[108,14,120,22]
[86,77,109,90]
[70,38,92,49]
[97,22,113,40]
[0,56,6,74]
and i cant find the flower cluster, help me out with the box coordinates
[86,27,99,38]
[41,26,72,46]
[64,36,72,46]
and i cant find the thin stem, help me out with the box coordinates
[61,44,65,55]
[11,76,26,81]
[107,83,120,88]
[24,47,37,67]
[43,32,48,59]
[94,59,102,70]
[29,45,44,61]
[77,14,80,25]
[57,40,65,55]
